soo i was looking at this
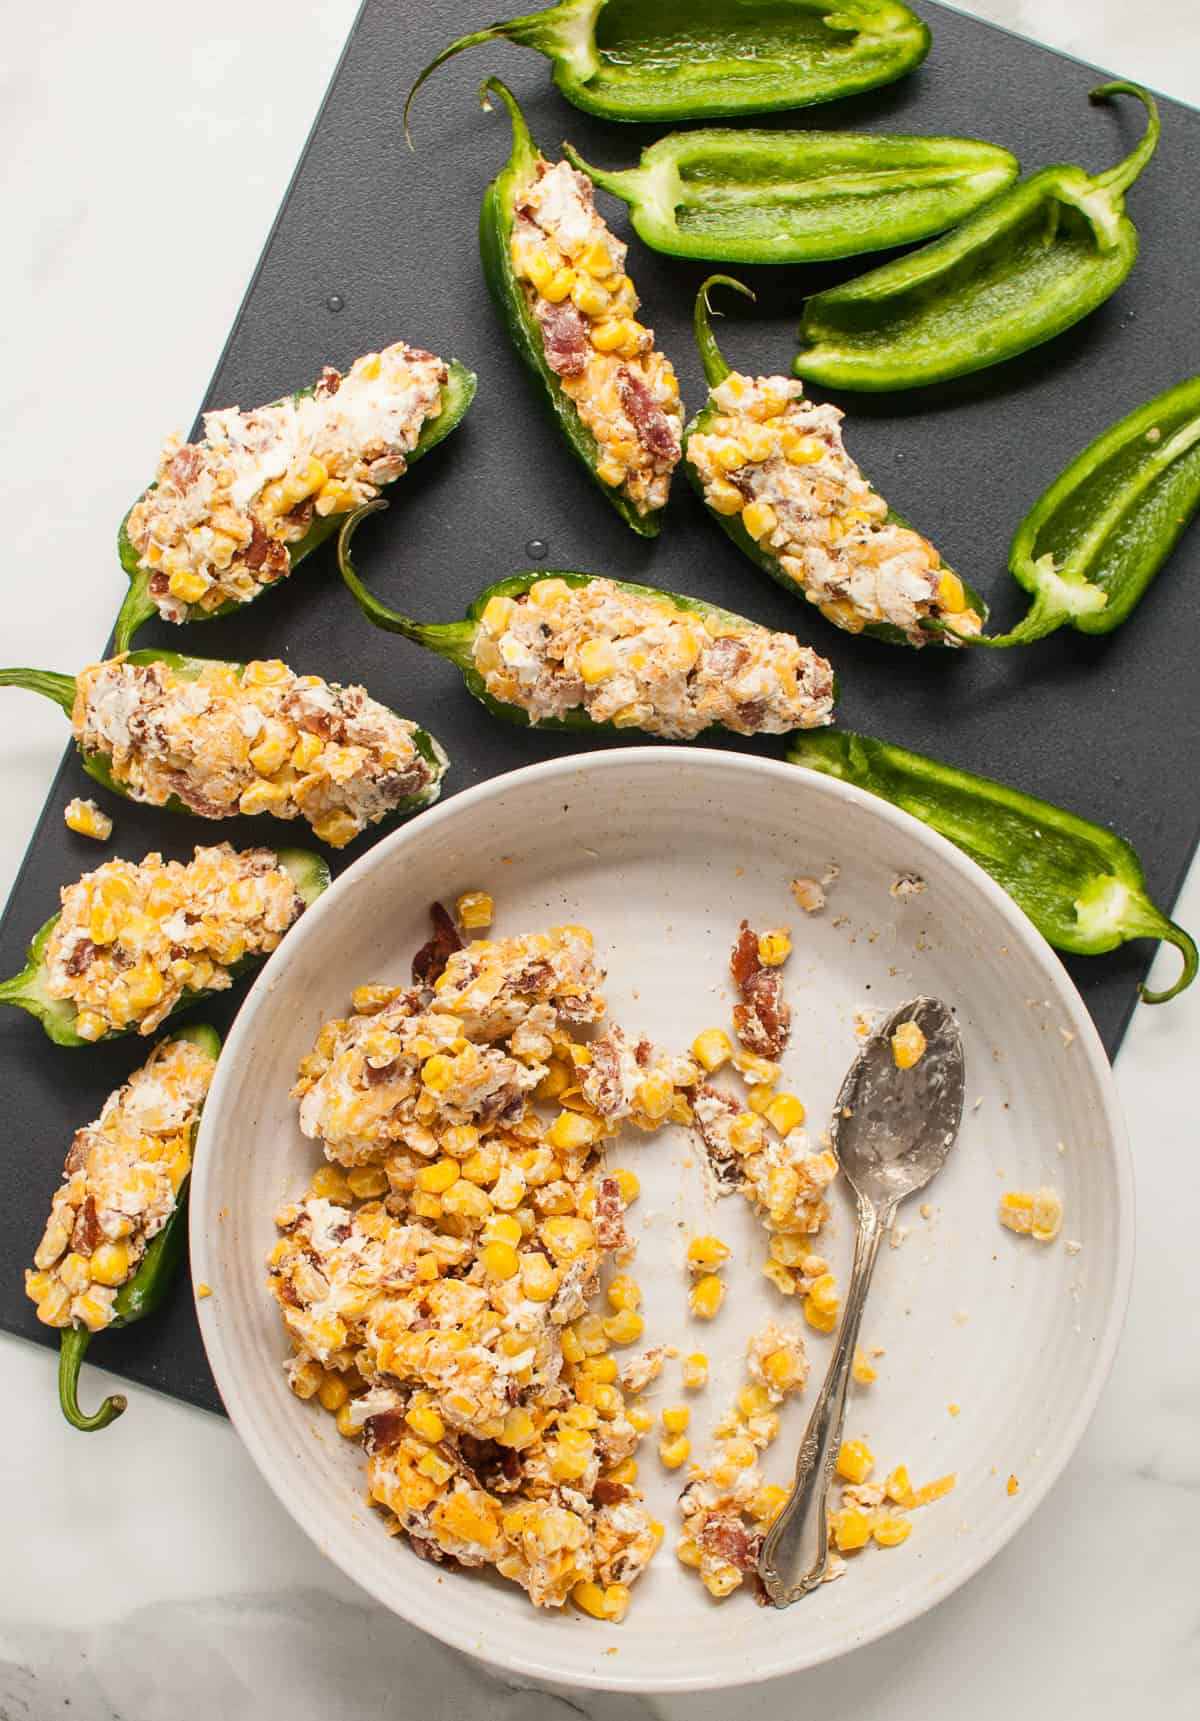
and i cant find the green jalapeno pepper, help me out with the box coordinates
[683,276,988,646]
[794,83,1160,393]
[406,0,931,133]
[0,651,449,833]
[337,500,837,737]
[787,730,1196,1004]
[562,129,1018,266]
[56,1022,221,1431]
[0,849,329,1047]
[478,78,676,538]
[971,375,1200,646]
[113,360,477,652]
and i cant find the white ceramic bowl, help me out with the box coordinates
[191,748,1132,1692]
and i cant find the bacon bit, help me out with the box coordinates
[65,1132,89,1175]
[65,938,98,978]
[580,1027,626,1116]
[411,901,464,987]
[70,1196,103,1255]
[593,1175,627,1253]
[314,365,342,399]
[730,920,791,1058]
[167,444,202,491]
[615,366,679,461]
[534,299,589,377]
[703,635,751,681]
[592,1478,631,1507]
[698,1513,761,1574]
[362,1409,408,1455]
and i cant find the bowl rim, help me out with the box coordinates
[192,745,1134,1693]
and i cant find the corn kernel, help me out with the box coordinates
[498,1407,537,1450]
[346,1166,388,1200]
[88,1241,131,1287]
[455,890,494,931]
[606,1456,637,1485]
[606,1275,641,1312]
[706,477,745,515]
[628,1404,654,1435]
[64,798,113,841]
[835,1439,875,1485]
[610,1168,639,1205]
[873,1516,912,1547]
[603,1309,644,1346]
[661,1404,690,1435]
[782,432,825,464]
[852,1347,878,1385]
[317,1373,350,1413]
[405,1402,446,1443]
[907,1473,957,1508]
[335,1402,360,1439]
[572,276,611,318]
[682,1351,708,1389]
[689,1274,725,1321]
[830,1508,872,1552]
[937,570,967,614]
[480,594,516,636]
[756,930,792,967]
[686,1234,729,1272]
[542,266,576,304]
[578,639,618,684]
[741,500,778,542]
[584,1354,619,1384]
[416,1158,459,1194]
[481,1240,520,1281]
[520,1253,560,1301]
[763,1092,806,1136]
[691,1028,734,1072]
[547,1110,601,1151]
[659,1434,691,1469]
[1007,1474,1020,1496]
[891,1020,927,1070]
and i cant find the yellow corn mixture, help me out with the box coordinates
[472,576,835,738]
[25,1034,216,1332]
[44,844,306,1040]
[125,342,447,622]
[686,372,983,646]
[827,1443,957,1562]
[677,1323,809,1597]
[510,159,681,514]
[998,1186,1063,1242]
[72,655,444,848]
[274,912,706,1614]
[64,797,112,841]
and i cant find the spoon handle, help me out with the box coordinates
[758,1197,892,1605]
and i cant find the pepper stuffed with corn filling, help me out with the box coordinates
[116,342,476,648]
[685,279,983,646]
[482,79,682,533]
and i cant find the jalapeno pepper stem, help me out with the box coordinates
[336,504,476,669]
[695,275,754,389]
[478,75,538,173]
[1088,83,1160,200]
[0,667,77,713]
[114,575,158,655]
[405,2,601,145]
[58,1326,127,1432]
[561,141,644,203]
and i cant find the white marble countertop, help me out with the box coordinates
[2,3,1197,1715]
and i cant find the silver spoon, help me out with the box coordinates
[758,995,965,1606]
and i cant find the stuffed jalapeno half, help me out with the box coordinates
[25,1024,221,1430]
[0,845,329,1045]
[115,343,476,650]
[480,78,683,536]
[0,653,447,849]
[338,502,835,740]
[684,277,986,646]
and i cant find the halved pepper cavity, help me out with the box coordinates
[406,0,931,132]
[479,77,683,536]
[49,1023,221,1431]
[977,375,1200,646]
[564,128,1018,265]
[114,349,477,650]
[794,83,1160,392]
[683,276,986,646]
[0,651,448,844]
[337,499,836,739]
[788,731,1196,1004]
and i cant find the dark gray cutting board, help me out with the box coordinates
[3,0,1198,1414]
